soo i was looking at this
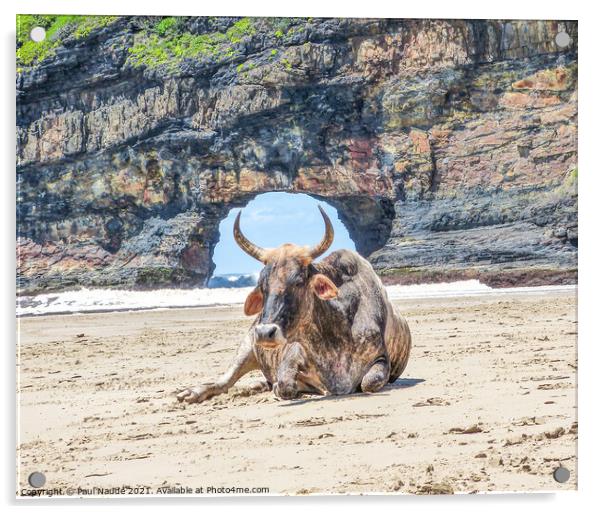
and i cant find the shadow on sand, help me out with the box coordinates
[279,377,425,407]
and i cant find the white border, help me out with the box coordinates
[3,0,582,19]
[3,1,599,513]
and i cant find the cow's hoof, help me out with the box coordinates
[176,386,212,403]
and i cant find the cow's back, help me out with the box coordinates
[316,249,411,380]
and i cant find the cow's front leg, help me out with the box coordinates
[274,342,324,400]
[360,358,391,393]
[177,333,259,404]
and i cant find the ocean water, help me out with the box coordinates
[16,279,576,317]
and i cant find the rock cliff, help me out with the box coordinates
[16,16,578,293]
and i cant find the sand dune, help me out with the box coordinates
[17,290,577,496]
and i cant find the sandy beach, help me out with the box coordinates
[17,289,577,496]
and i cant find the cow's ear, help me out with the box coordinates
[244,287,264,316]
[311,274,338,300]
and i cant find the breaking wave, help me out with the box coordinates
[16,279,575,317]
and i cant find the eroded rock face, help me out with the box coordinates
[16,17,577,293]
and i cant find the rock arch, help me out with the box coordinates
[17,17,578,294]
[16,148,399,293]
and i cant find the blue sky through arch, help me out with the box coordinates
[211,192,356,276]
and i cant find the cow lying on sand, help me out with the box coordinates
[177,206,411,403]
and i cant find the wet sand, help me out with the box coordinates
[17,290,577,495]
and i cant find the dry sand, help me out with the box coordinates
[17,290,577,496]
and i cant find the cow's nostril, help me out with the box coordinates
[255,324,279,342]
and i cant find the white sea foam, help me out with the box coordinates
[16,280,576,317]
[384,280,576,300]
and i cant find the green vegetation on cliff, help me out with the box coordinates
[17,15,310,72]
[16,15,118,66]
[127,17,257,70]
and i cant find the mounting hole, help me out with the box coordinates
[553,466,570,483]
[28,471,46,488]
[555,31,571,48]
[30,26,46,42]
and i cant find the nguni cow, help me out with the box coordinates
[177,206,412,403]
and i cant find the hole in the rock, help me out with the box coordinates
[209,192,356,288]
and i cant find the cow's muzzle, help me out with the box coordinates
[254,323,285,348]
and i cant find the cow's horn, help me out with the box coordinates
[309,206,334,260]
[233,211,267,263]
